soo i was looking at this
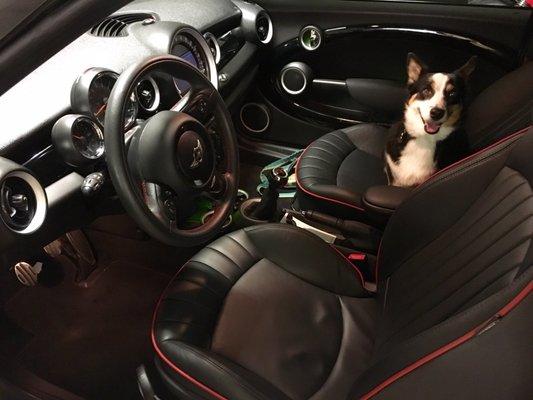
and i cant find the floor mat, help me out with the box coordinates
[4,260,169,400]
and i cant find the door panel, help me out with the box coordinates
[237,0,531,148]
[311,78,407,123]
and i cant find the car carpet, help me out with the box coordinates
[4,257,169,400]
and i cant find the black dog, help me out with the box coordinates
[385,53,476,187]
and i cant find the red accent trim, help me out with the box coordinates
[151,265,229,400]
[295,145,365,212]
[361,281,532,400]
[374,240,383,283]
[426,125,531,182]
[330,245,366,286]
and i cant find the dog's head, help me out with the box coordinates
[404,53,476,139]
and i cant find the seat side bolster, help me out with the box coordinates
[156,341,292,400]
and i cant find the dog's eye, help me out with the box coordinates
[448,91,457,100]
[421,88,432,98]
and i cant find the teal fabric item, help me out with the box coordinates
[256,150,303,198]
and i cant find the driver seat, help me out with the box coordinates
[152,128,533,399]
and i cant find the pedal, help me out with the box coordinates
[13,261,42,286]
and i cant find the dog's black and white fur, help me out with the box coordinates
[385,53,476,187]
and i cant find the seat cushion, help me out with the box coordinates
[152,224,378,400]
[296,124,388,220]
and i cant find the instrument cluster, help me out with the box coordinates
[51,26,219,168]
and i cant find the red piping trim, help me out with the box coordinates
[374,239,383,283]
[426,125,531,182]
[295,144,365,212]
[330,244,366,286]
[360,281,532,400]
[151,265,229,400]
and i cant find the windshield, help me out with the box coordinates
[0,0,53,43]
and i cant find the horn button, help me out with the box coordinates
[176,129,213,186]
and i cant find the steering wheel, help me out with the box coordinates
[104,55,238,247]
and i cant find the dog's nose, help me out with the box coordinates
[430,107,445,120]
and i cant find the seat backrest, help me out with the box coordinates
[351,127,533,399]
[466,61,533,149]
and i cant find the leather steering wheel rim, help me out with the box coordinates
[104,55,238,247]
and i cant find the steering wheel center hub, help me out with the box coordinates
[176,129,213,186]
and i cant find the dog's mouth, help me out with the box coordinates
[418,108,441,135]
[424,120,441,134]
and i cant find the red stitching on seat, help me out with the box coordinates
[151,264,229,400]
[360,281,532,399]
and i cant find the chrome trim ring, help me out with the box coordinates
[136,76,161,112]
[257,11,273,44]
[280,67,307,95]
[299,25,322,51]
[204,32,221,64]
[0,170,47,235]
[240,103,270,134]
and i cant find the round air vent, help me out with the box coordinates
[240,103,270,134]
[0,171,47,234]
[256,12,273,44]
[204,32,221,64]
[136,76,160,112]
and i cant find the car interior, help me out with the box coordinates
[0,0,532,399]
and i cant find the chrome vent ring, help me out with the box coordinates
[0,171,47,234]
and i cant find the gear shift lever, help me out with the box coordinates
[250,167,288,221]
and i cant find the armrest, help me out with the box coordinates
[363,185,413,217]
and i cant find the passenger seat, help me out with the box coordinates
[295,62,533,223]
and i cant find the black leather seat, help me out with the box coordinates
[296,62,533,221]
[152,127,533,399]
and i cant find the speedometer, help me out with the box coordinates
[171,34,207,74]
[71,68,138,130]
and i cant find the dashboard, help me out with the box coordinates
[0,0,274,253]
[53,26,220,167]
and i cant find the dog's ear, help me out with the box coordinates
[407,52,427,85]
[457,56,477,80]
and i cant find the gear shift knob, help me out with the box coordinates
[249,167,288,221]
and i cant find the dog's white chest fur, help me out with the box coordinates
[386,136,437,186]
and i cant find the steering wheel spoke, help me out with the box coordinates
[141,181,179,228]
